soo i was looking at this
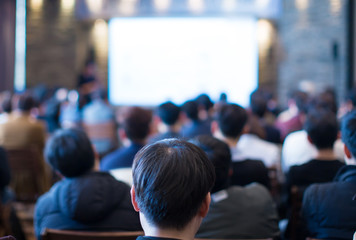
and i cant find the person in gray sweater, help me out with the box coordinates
[192,135,280,239]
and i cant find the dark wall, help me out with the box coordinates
[0,0,16,92]
[278,0,348,106]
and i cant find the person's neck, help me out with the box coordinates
[214,131,239,148]
[315,148,336,160]
[141,215,200,240]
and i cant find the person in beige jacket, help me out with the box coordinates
[0,92,49,197]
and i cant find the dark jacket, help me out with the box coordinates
[100,143,144,171]
[302,165,356,240]
[34,171,141,239]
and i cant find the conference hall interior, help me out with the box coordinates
[0,0,355,240]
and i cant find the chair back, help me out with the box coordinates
[6,148,46,202]
[41,229,143,240]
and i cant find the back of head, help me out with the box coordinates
[45,128,95,178]
[16,92,36,112]
[190,135,231,194]
[216,103,247,138]
[304,107,338,150]
[132,139,215,230]
[157,101,180,126]
[196,94,214,111]
[182,100,199,121]
[342,110,356,158]
[122,106,152,142]
[250,89,268,118]
[290,90,309,113]
[1,91,12,113]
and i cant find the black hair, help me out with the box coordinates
[16,93,36,112]
[1,92,12,113]
[290,90,309,113]
[190,135,231,194]
[304,107,338,150]
[122,107,152,142]
[181,100,199,121]
[132,139,215,230]
[44,128,95,177]
[157,101,180,126]
[250,89,268,118]
[215,103,247,138]
[196,94,214,111]
[341,110,356,157]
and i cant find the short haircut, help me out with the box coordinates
[215,103,247,138]
[304,107,338,150]
[16,93,36,112]
[1,91,12,113]
[290,90,309,113]
[182,100,199,121]
[132,139,215,230]
[44,128,95,178]
[157,101,180,126]
[190,135,231,194]
[122,107,152,142]
[250,89,268,118]
[341,110,356,157]
[196,94,214,111]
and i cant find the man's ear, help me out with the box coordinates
[198,193,211,218]
[344,144,352,159]
[307,135,313,145]
[130,186,140,212]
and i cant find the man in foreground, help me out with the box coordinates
[130,139,215,240]
[35,128,141,239]
[302,110,356,239]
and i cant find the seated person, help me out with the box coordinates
[249,88,281,144]
[149,101,181,143]
[180,100,211,139]
[212,103,270,188]
[287,107,344,191]
[100,106,152,171]
[192,135,280,239]
[82,89,117,156]
[130,139,215,240]
[302,110,356,240]
[34,129,141,239]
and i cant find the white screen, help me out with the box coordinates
[108,17,258,106]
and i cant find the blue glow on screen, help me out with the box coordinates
[109,17,258,106]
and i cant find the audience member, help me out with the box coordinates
[195,93,214,124]
[180,100,211,139]
[192,136,280,239]
[131,139,215,240]
[149,101,181,143]
[212,103,270,188]
[59,90,82,129]
[82,89,117,155]
[286,108,344,191]
[100,106,152,171]
[275,90,309,140]
[0,92,46,151]
[0,91,12,123]
[250,88,281,143]
[34,129,141,239]
[302,110,356,239]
